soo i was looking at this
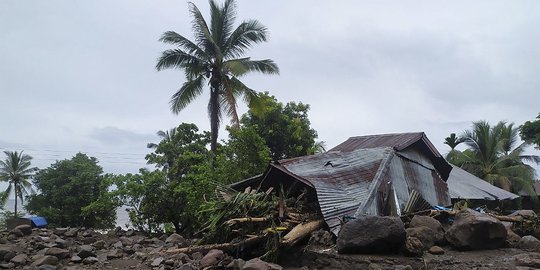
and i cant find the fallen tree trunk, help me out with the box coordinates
[427,210,523,223]
[282,219,324,246]
[488,214,523,223]
[165,235,265,254]
[225,217,269,226]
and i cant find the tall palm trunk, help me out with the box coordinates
[14,188,18,217]
[209,86,220,153]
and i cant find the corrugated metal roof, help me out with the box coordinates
[329,132,452,181]
[447,165,519,200]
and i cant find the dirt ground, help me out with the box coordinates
[281,246,531,270]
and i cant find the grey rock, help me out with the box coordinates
[242,258,282,270]
[336,215,406,254]
[53,228,68,236]
[77,245,96,259]
[165,233,187,247]
[514,252,540,268]
[428,245,445,255]
[519,235,540,251]
[409,215,444,244]
[64,228,79,237]
[403,236,423,257]
[177,264,197,270]
[200,249,224,268]
[92,240,106,249]
[70,255,82,263]
[445,209,507,250]
[14,225,32,235]
[37,265,57,270]
[32,255,59,267]
[151,257,164,267]
[45,247,70,259]
[227,258,246,270]
[106,249,123,259]
[406,227,436,250]
[3,251,16,261]
[8,228,23,237]
[0,263,15,269]
[509,210,536,218]
[82,256,99,265]
[54,238,67,248]
[10,253,28,264]
[191,252,203,261]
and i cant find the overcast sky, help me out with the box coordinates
[1,0,539,177]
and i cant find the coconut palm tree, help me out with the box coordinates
[147,128,178,149]
[0,151,37,217]
[460,121,540,194]
[156,0,279,152]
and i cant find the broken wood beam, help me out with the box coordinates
[165,236,265,254]
[224,216,270,226]
[281,219,324,246]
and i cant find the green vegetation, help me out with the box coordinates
[26,153,117,229]
[0,151,37,217]
[447,121,540,196]
[156,0,279,152]
[241,92,319,160]
[521,113,540,150]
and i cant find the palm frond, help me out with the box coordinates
[221,79,240,127]
[227,76,264,114]
[158,31,208,59]
[155,49,205,72]
[224,19,268,59]
[170,75,206,114]
[225,58,279,77]
[209,0,236,51]
[189,2,221,58]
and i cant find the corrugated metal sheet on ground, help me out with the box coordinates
[447,165,519,200]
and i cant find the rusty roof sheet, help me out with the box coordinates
[329,132,452,181]
[447,165,519,200]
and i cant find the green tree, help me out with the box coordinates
[459,121,539,194]
[0,151,37,217]
[156,0,279,152]
[520,113,540,150]
[115,123,213,234]
[26,153,117,229]
[241,92,319,160]
[214,126,271,184]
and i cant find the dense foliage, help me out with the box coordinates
[0,151,37,217]
[26,153,117,229]
[156,0,279,152]
[241,92,319,160]
[521,113,540,150]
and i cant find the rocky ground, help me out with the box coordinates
[3,209,540,269]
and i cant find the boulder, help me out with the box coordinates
[9,228,23,237]
[200,249,224,268]
[150,257,164,267]
[82,256,98,265]
[242,258,282,270]
[509,210,536,218]
[3,251,16,261]
[106,249,123,259]
[14,225,32,235]
[518,235,540,251]
[64,228,79,237]
[507,228,522,247]
[336,216,406,254]
[409,215,444,244]
[77,245,96,259]
[445,209,507,250]
[406,227,436,250]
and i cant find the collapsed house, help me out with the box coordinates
[232,132,453,235]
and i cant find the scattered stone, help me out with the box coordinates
[77,245,96,259]
[0,262,15,269]
[10,253,28,264]
[151,257,164,267]
[37,265,57,270]
[45,247,70,259]
[403,236,423,257]
[445,209,507,250]
[191,252,203,261]
[93,240,106,249]
[242,258,282,270]
[165,233,187,246]
[9,228,23,237]
[308,229,334,247]
[32,255,59,267]
[82,256,99,264]
[54,238,67,248]
[70,255,82,263]
[514,253,540,268]
[177,264,196,270]
[227,258,246,269]
[428,245,445,255]
[337,216,406,254]
[53,228,68,236]
[64,228,79,237]
[519,235,540,251]
[14,225,32,235]
[507,228,522,247]
[3,251,16,261]
[200,249,225,268]
[106,249,123,259]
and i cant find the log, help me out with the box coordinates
[224,217,269,226]
[281,219,324,246]
[165,235,265,254]
[488,214,523,223]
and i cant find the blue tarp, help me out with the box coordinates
[28,216,47,228]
